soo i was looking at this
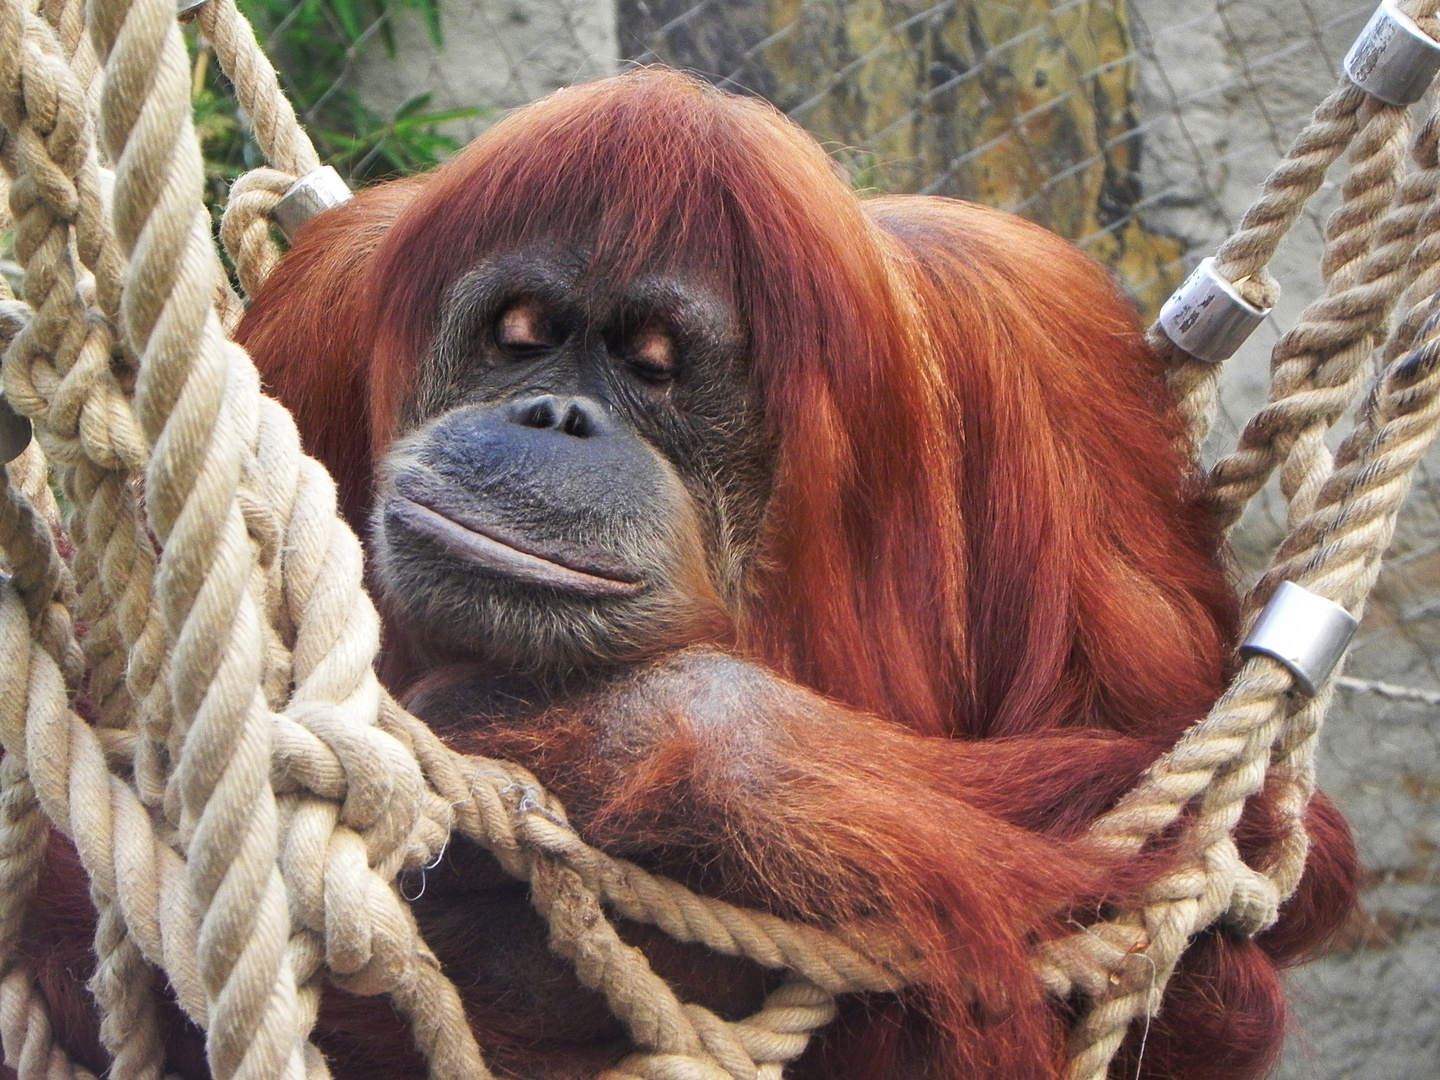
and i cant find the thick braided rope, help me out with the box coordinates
[84,0,309,1075]
[0,0,153,739]
[1156,0,1439,449]
[378,706,913,1075]
[197,0,319,297]
[1209,95,1413,531]
[193,0,317,179]
[78,2,491,1075]
[0,124,81,1080]
[251,399,488,1080]
[1058,215,1440,1061]
[82,3,482,1071]
[0,13,182,1080]
[1165,88,1440,946]
[1246,304,1440,902]
[1215,148,1440,909]
[1049,78,1440,1071]
[1385,111,1440,362]
[38,0,102,137]
[0,458,172,1080]
[600,980,839,1080]
[1270,105,1427,529]
[0,759,90,1080]
[6,0,123,325]
[1,315,483,1080]
[0,448,80,685]
[0,561,211,1024]
[221,167,288,299]
[0,1,139,476]
[0,449,80,1080]
[0,13,166,1076]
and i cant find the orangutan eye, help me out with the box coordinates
[625,326,677,384]
[494,299,557,357]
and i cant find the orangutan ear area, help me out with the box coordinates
[18,6,1440,1079]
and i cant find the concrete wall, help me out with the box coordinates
[350,0,617,144]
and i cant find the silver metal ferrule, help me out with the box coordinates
[1344,0,1440,106]
[0,393,32,464]
[1240,581,1359,696]
[272,166,354,240]
[1158,257,1272,363]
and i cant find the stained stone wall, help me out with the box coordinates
[620,0,1186,312]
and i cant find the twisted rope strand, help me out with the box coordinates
[85,0,308,1073]
[0,460,169,1080]
[194,0,318,179]
[1154,80,1364,447]
[198,0,322,298]
[1209,94,1412,530]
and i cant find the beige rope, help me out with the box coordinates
[1153,80,1363,447]
[85,0,310,1072]
[0,455,171,1080]
[0,11,175,1080]
[220,167,289,299]
[1157,0,1440,450]
[195,0,322,299]
[38,0,102,137]
[85,3,489,1078]
[1209,94,1414,531]
[1385,111,1440,363]
[193,0,318,179]
[0,444,78,1080]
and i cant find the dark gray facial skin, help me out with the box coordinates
[370,246,776,671]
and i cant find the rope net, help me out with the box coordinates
[1,0,1439,1078]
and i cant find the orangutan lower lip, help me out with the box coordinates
[391,498,645,598]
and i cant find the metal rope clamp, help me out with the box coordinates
[272,166,354,241]
[1345,0,1440,106]
[1240,581,1359,696]
[1158,257,1272,363]
[0,392,32,464]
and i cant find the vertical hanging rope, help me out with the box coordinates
[1209,93,1414,530]
[83,0,309,1074]
[1153,81,1364,447]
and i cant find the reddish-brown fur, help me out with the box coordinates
[11,69,1358,1080]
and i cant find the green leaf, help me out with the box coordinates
[326,0,364,42]
[394,92,435,120]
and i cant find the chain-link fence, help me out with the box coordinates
[204,0,1440,1074]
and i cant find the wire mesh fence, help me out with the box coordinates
[87,0,1440,1073]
